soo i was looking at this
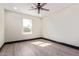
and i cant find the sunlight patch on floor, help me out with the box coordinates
[31,41,51,47]
[31,41,44,45]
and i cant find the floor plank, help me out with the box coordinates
[0,39,79,56]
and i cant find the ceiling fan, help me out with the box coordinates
[30,3,49,14]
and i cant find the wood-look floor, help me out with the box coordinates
[0,39,79,56]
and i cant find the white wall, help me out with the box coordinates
[42,4,79,47]
[0,8,5,47]
[5,10,41,42]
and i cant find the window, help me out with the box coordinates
[23,18,32,34]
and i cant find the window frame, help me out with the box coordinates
[22,18,32,34]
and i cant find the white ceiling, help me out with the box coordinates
[0,3,73,18]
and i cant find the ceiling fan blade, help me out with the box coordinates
[29,8,37,10]
[41,8,49,11]
[31,6,34,8]
[41,3,47,7]
[31,6,38,9]
[32,3,37,7]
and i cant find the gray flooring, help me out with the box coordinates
[0,39,79,56]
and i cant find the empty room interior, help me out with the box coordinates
[0,3,79,56]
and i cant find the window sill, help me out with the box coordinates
[23,32,32,34]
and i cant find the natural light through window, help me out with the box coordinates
[32,41,44,45]
[31,41,51,47]
[23,18,32,34]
